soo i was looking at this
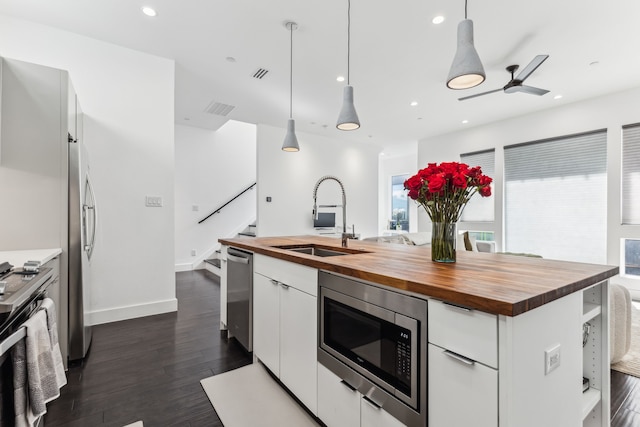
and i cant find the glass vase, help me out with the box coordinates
[431,222,457,263]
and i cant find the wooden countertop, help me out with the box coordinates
[219,235,619,316]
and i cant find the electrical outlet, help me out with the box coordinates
[192,205,199,212]
[545,344,561,375]
[191,249,197,256]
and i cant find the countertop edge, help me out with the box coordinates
[220,237,619,317]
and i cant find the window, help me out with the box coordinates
[622,124,640,224]
[391,175,410,231]
[623,239,640,278]
[460,149,495,222]
[504,130,607,264]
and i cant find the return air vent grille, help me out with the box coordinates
[252,68,270,79]
[204,101,235,116]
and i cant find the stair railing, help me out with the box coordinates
[198,182,256,224]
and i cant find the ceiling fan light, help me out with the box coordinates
[336,85,360,131]
[447,19,485,90]
[282,118,300,152]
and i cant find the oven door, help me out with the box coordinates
[320,286,419,409]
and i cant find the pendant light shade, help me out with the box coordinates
[282,118,300,152]
[282,21,299,152]
[336,86,360,130]
[447,19,485,89]
[336,0,360,131]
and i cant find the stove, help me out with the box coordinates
[0,264,53,335]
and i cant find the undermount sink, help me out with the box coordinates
[273,244,368,257]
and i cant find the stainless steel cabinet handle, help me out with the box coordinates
[443,349,475,366]
[340,379,357,392]
[269,279,279,286]
[362,395,382,409]
[443,301,472,312]
[227,254,249,264]
[279,282,290,290]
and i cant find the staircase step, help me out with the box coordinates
[237,232,256,237]
[204,258,221,269]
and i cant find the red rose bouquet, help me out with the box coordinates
[404,162,492,262]
[404,161,492,223]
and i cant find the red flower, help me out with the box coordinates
[403,161,493,223]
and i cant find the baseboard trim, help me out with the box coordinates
[88,298,178,326]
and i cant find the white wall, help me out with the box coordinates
[378,151,419,233]
[418,86,640,297]
[0,14,177,324]
[175,121,256,270]
[257,124,380,239]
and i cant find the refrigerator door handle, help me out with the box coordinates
[83,173,97,260]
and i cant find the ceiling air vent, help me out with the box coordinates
[204,101,235,116]
[252,68,269,79]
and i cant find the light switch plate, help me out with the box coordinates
[545,344,561,375]
[145,196,163,207]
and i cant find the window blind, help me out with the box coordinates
[460,149,495,222]
[504,130,607,264]
[622,124,640,224]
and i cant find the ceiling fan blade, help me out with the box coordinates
[458,88,503,101]
[514,54,549,82]
[510,85,550,96]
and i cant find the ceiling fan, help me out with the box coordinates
[458,54,550,101]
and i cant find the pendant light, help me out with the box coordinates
[446,0,485,90]
[336,0,360,131]
[282,21,300,152]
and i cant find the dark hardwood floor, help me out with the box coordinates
[42,269,640,426]
[44,270,252,427]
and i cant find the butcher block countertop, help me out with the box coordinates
[219,235,619,316]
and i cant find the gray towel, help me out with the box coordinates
[12,309,65,427]
[40,298,67,388]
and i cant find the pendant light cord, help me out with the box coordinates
[347,0,351,85]
[464,0,468,19]
[289,24,293,119]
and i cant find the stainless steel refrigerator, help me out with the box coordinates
[0,57,95,362]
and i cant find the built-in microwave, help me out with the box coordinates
[318,271,427,427]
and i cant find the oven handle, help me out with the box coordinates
[443,349,476,366]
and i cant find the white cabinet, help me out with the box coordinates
[253,273,280,376]
[428,300,498,427]
[317,363,405,427]
[253,254,318,415]
[582,281,609,427]
[428,344,498,427]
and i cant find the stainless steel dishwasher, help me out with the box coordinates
[226,247,253,352]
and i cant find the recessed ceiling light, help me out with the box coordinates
[141,6,157,17]
[462,119,469,124]
[226,56,236,63]
[432,16,445,24]
[410,101,418,107]
[589,61,600,66]
[336,76,345,82]
[554,94,563,100]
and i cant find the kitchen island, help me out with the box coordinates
[219,235,618,427]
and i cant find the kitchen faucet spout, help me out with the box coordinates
[312,175,355,246]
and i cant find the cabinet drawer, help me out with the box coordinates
[428,299,498,368]
[254,254,317,296]
[428,344,498,427]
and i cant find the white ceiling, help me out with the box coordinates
[1,0,639,155]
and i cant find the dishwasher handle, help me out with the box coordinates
[227,253,250,264]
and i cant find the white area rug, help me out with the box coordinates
[200,363,319,427]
